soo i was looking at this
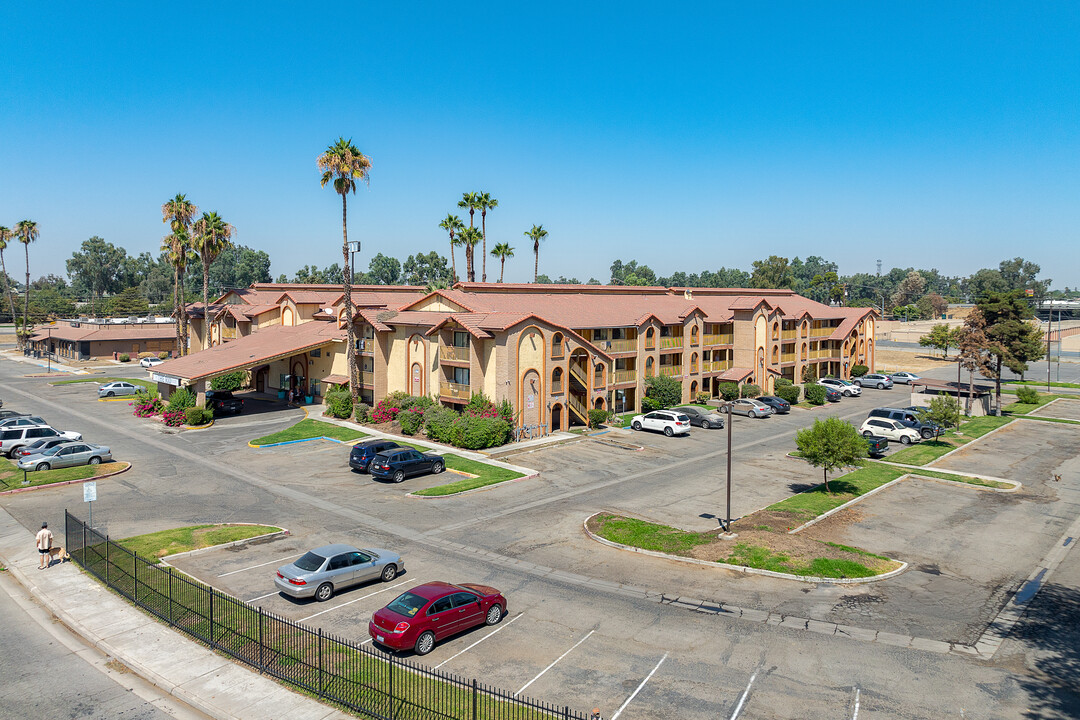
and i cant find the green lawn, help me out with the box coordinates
[1004,379,1080,390]
[1004,393,1074,415]
[958,414,1015,437]
[411,453,525,496]
[250,419,367,446]
[723,543,881,579]
[588,513,714,554]
[117,524,281,561]
[52,376,156,392]
[0,457,128,491]
[767,464,908,520]
[1016,415,1080,426]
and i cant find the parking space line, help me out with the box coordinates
[610,653,668,720]
[852,687,860,720]
[515,629,594,696]
[729,672,756,720]
[246,591,279,603]
[298,579,414,623]
[217,553,302,577]
[432,613,524,669]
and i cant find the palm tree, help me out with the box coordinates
[478,192,498,283]
[459,227,483,281]
[0,227,19,337]
[318,137,372,402]
[524,224,548,282]
[491,243,514,283]
[192,211,237,349]
[438,214,465,283]
[162,194,198,353]
[457,192,481,281]
[15,220,38,349]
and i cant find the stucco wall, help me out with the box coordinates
[410,295,466,312]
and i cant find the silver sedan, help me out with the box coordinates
[17,442,112,471]
[728,398,774,418]
[274,544,404,601]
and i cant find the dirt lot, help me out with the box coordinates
[874,347,959,373]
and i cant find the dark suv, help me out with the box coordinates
[349,440,402,472]
[369,448,445,483]
[867,407,941,439]
[205,390,244,415]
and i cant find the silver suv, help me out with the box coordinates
[852,374,893,389]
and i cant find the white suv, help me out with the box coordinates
[860,418,920,445]
[0,426,83,457]
[630,410,691,437]
[819,378,861,397]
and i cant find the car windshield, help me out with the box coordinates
[387,591,428,618]
[293,552,327,572]
[42,446,64,456]
[837,380,853,385]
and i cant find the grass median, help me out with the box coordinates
[0,456,128,491]
[52,376,157,392]
[410,453,525,496]
[766,464,907,520]
[886,415,1013,465]
[116,524,282,561]
[250,418,367,446]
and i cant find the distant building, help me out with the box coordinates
[28,316,177,361]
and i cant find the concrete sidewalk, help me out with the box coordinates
[0,507,351,720]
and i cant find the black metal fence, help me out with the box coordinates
[65,511,594,720]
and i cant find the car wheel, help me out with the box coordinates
[381,564,398,582]
[748,410,756,418]
[88,456,101,465]
[921,429,934,439]
[36,462,50,471]
[414,631,436,656]
[315,583,334,602]
[862,431,873,438]
[845,390,854,397]
[900,436,912,445]
[486,604,503,626]
[632,421,642,431]
[663,426,673,437]
[392,470,405,483]
[431,461,444,474]
[877,383,885,389]
[106,391,114,397]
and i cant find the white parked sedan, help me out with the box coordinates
[140,356,164,368]
[819,378,862,397]
[860,418,920,444]
[630,410,691,436]
[98,381,139,398]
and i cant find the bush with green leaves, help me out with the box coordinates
[776,384,801,405]
[641,395,661,412]
[775,377,793,387]
[354,402,371,423]
[740,383,761,398]
[921,395,961,428]
[850,364,869,377]
[804,383,827,406]
[448,415,510,449]
[801,364,818,383]
[383,390,418,412]
[587,408,608,429]
[644,374,683,410]
[1015,386,1039,405]
[166,386,196,412]
[695,391,711,404]
[398,407,425,435]
[211,371,246,392]
[324,389,353,419]
[118,353,131,363]
[718,382,739,401]
[184,406,213,426]
[158,351,170,360]
[423,406,459,443]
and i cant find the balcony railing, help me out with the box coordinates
[658,365,682,377]
[439,345,470,363]
[659,336,683,349]
[702,360,733,373]
[612,369,637,384]
[781,353,796,363]
[605,338,637,353]
[439,381,471,401]
[551,378,563,394]
[703,333,733,346]
[781,329,797,340]
[689,334,700,346]
[811,327,833,337]
[358,370,373,385]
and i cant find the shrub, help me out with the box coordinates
[850,364,869,377]
[158,351,170,360]
[133,393,164,417]
[776,384,801,405]
[641,396,661,412]
[497,399,515,425]
[184,406,213,426]
[922,395,961,428]
[801,364,818,383]
[161,410,186,427]
[587,408,608,429]
[211,371,246,392]
[775,377,793,387]
[740,383,761,398]
[384,390,417,412]
[1015,386,1039,405]
[137,351,156,359]
[371,400,402,424]
[325,390,353,419]
[718,382,739,401]
[354,402,371,423]
[695,391,711,404]
[423,406,458,443]
[118,353,131,363]
[644,375,682,409]
[451,415,511,449]
[166,387,195,412]
[399,407,425,435]
[804,384,827,406]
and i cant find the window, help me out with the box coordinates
[310,349,321,357]
[453,331,469,348]
[310,380,321,396]
[594,329,608,341]
[451,592,480,608]
[611,328,625,340]
[428,596,454,615]
[329,554,351,570]
[552,367,563,391]
[452,367,470,385]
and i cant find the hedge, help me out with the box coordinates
[718,382,740,401]
[740,383,761,398]
[211,371,246,392]
[324,390,353,419]
[851,364,869,377]
[804,384,827,405]
[587,408,608,429]
[184,406,213,426]
[776,384,801,405]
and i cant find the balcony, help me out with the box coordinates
[702,360,733,373]
[780,352,796,363]
[703,333,733,346]
[658,365,682,377]
[781,329,797,340]
[358,370,373,386]
[439,381,471,401]
[439,345,470,364]
[612,369,637,384]
[659,336,683,350]
[357,337,374,355]
[811,327,833,338]
[605,338,637,353]
[688,334,700,347]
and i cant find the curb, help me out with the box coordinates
[786,475,911,534]
[583,513,908,585]
[0,462,132,496]
[405,472,541,500]
[157,526,290,566]
[98,396,135,402]
[924,418,1016,465]
[249,434,364,449]
[184,418,215,430]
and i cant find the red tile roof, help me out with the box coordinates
[715,367,754,382]
[30,322,176,342]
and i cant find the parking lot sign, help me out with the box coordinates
[83,481,97,503]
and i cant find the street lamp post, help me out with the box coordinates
[724,400,733,533]
[347,240,361,282]
[47,326,51,373]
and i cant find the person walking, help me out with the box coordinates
[36,522,53,569]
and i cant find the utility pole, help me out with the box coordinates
[1047,308,1052,393]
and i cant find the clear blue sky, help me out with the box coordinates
[1,3,1078,287]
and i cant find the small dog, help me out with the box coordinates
[47,546,70,564]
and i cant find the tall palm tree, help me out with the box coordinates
[459,227,483,281]
[524,224,548,283]
[491,242,514,283]
[438,214,465,283]
[318,137,372,402]
[457,192,481,281]
[478,192,498,283]
[15,220,38,349]
[192,211,237,349]
[0,227,19,338]
[162,194,198,354]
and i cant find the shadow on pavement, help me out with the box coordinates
[1012,581,1080,718]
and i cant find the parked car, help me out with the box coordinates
[350,439,403,472]
[860,418,921,444]
[98,381,139,398]
[756,396,791,414]
[205,390,244,415]
[369,581,507,655]
[274,544,404,602]
[729,398,773,418]
[140,356,164,368]
[888,371,921,385]
[13,436,79,458]
[369,448,446,483]
[17,442,112,471]
[824,386,842,403]
[674,406,725,429]
[852,374,894,389]
[0,427,81,457]
[864,435,889,458]
[819,378,862,397]
[868,407,941,439]
[0,415,48,428]
[630,410,692,436]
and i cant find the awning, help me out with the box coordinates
[320,374,350,385]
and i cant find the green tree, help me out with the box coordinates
[162,194,198,354]
[457,192,482,280]
[795,417,868,492]
[920,396,960,430]
[366,253,402,285]
[478,192,497,283]
[102,286,150,316]
[918,324,959,358]
[66,237,127,317]
[206,245,272,293]
[643,374,682,410]
[610,259,657,286]
[525,224,548,282]
[0,226,18,326]
[891,270,926,308]
[191,211,236,349]
[968,267,1007,300]
[978,290,1046,409]
[490,242,514,283]
[15,219,39,348]
[955,307,996,415]
[318,137,372,401]
[998,257,1049,300]
[458,227,483,282]
[438,214,465,282]
[750,255,793,289]
[403,251,453,287]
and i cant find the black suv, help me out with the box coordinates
[205,390,244,415]
[867,407,941,439]
[369,447,445,483]
[349,439,402,472]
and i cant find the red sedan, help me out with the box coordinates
[369,581,507,655]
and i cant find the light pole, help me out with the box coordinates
[46,325,51,373]
[347,240,361,282]
[718,399,734,534]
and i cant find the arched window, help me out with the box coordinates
[645,357,655,377]
[690,352,698,373]
[801,320,810,337]
[801,343,808,361]
[593,362,604,388]
[772,346,779,364]
[772,322,780,341]
[594,396,605,410]
[690,380,699,396]
[551,332,564,359]
[551,367,563,393]
[645,327,655,350]
[690,326,699,345]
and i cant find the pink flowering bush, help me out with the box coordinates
[371,400,401,424]
[161,410,186,427]
[133,399,163,417]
